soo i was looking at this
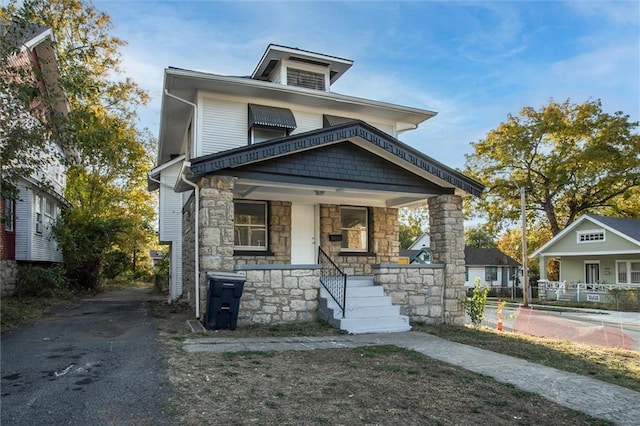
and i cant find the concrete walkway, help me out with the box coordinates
[183,331,640,426]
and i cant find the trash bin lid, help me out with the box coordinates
[206,271,246,281]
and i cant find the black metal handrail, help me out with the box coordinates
[318,246,347,318]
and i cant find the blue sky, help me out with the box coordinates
[95,0,640,170]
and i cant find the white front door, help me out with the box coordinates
[291,204,317,264]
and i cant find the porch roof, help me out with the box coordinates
[189,121,484,198]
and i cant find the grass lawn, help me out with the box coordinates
[153,302,638,425]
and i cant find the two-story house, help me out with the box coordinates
[150,45,484,332]
[0,23,69,295]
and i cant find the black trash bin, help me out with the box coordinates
[204,272,246,330]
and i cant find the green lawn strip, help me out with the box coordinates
[412,323,640,392]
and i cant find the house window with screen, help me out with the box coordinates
[234,201,268,251]
[340,206,368,252]
[485,266,498,282]
[248,104,296,144]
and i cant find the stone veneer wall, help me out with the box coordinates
[0,260,18,296]
[182,193,196,310]
[183,175,237,317]
[373,264,445,323]
[428,194,466,325]
[233,266,320,324]
[234,201,291,265]
[319,204,398,275]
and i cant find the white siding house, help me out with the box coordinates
[149,44,484,331]
[1,23,69,296]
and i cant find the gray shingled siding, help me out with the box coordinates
[231,142,445,193]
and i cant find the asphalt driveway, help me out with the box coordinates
[1,288,173,425]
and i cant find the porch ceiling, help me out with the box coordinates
[234,179,432,208]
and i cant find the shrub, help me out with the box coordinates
[608,288,640,312]
[462,277,489,328]
[15,264,69,298]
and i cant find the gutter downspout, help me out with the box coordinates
[164,89,201,320]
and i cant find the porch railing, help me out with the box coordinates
[538,279,640,300]
[318,247,347,318]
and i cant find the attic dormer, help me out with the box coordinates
[251,44,353,92]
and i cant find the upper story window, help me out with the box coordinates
[577,229,605,243]
[340,206,369,252]
[234,200,268,251]
[45,199,55,218]
[248,104,296,145]
[3,199,14,232]
[287,68,326,91]
[35,194,43,234]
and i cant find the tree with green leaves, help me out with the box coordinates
[464,99,640,236]
[464,224,497,248]
[399,206,429,249]
[2,0,156,289]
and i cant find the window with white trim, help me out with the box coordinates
[485,266,498,282]
[35,195,43,234]
[45,199,55,218]
[340,206,368,252]
[252,127,287,144]
[234,201,268,251]
[617,260,640,284]
[3,198,14,232]
[577,229,605,243]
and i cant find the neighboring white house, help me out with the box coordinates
[533,215,640,303]
[464,247,520,288]
[149,44,484,330]
[1,23,69,295]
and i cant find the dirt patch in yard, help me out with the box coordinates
[153,302,611,425]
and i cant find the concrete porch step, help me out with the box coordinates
[339,316,411,334]
[318,276,411,334]
[346,276,375,287]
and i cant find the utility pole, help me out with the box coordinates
[521,187,529,306]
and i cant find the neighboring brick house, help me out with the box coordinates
[149,44,484,332]
[1,23,69,295]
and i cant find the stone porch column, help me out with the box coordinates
[198,175,236,317]
[428,194,465,325]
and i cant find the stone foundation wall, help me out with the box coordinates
[234,266,320,324]
[0,260,18,296]
[373,264,446,323]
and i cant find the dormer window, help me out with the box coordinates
[287,68,325,91]
[251,45,353,90]
[248,104,296,144]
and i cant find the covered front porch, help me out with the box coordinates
[181,122,483,330]
[537,254,640,304]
